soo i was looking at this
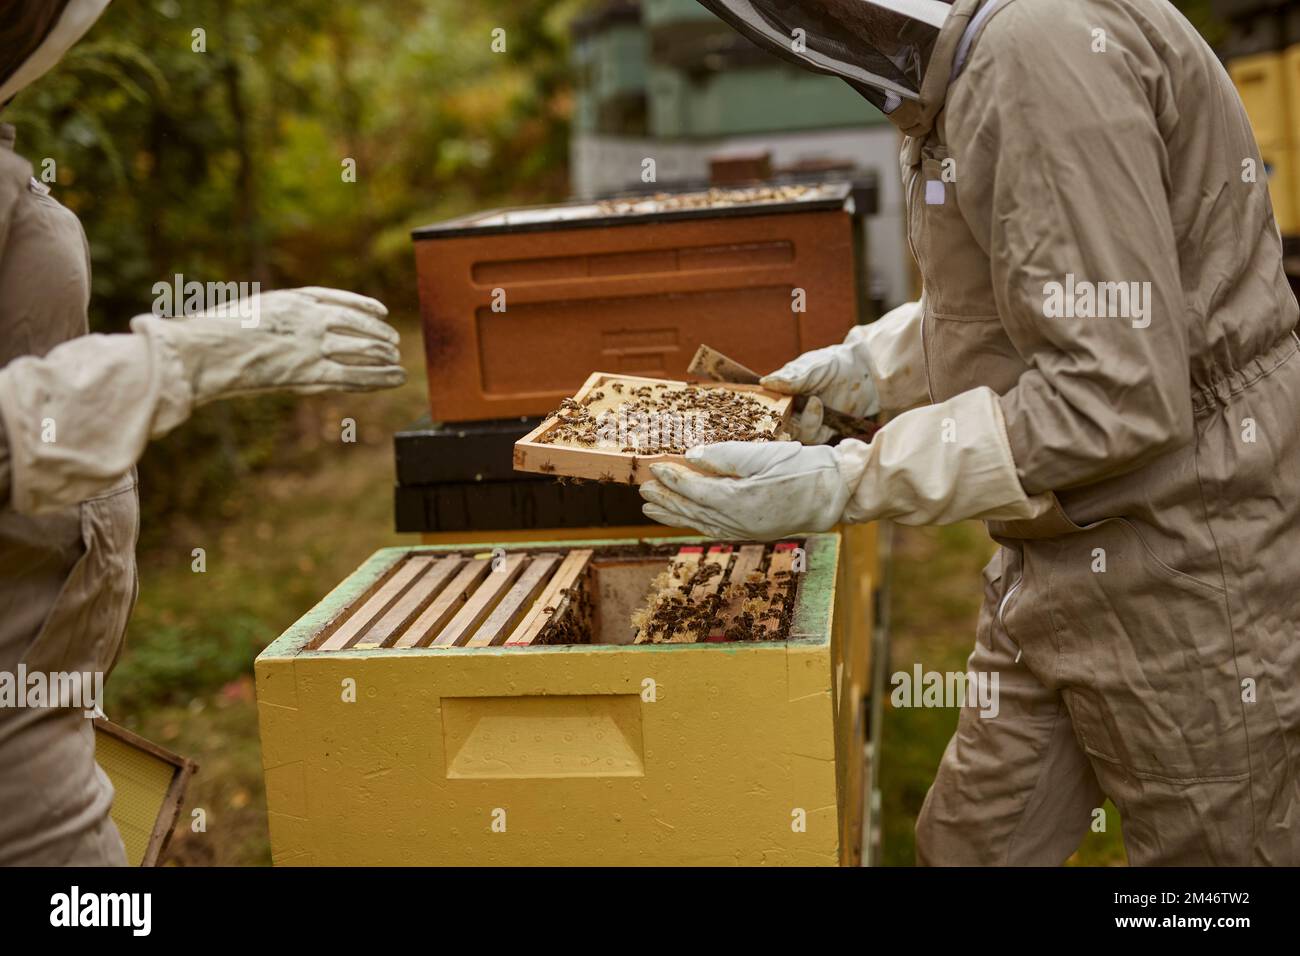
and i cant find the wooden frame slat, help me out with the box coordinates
[506,549,594,647]
[353,556,465,649]
[464,553,562,647]
[708,544,767,641]
[634,546,702,644]
[753,542,799,640]
[430,554,529,647]
[668,545,733,643]
[391,557,492,648]
[317,556,437,651]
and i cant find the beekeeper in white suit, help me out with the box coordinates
[646,0,1300,865]
[0,0,405,864]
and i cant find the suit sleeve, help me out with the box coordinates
[946,5,1192,495]
[0,150,29,508]
[854,299,931,413]
[0,147,188,514]
[0,329,191,515]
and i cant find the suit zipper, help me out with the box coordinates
[904,160,935,401]
[905,165,921,267]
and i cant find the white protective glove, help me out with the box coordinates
[130,287,404,405]
[760,299,929,443]
[0,287,404,515]
[640,386,1052,539]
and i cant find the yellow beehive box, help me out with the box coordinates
[1286,45,1300,231]
[1231,51,1291,149]
[1286,43,1300,143]
[1228,39,1300,236]
[255,531,874,866]
[1265,145,1300,236]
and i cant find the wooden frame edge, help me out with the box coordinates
[94,718,199,867]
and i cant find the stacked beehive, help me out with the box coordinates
[399,180,874,539]
[256,181,888,867]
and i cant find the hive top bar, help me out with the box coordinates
[412,181,857,240]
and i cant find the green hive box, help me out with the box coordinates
[647,63,881,139]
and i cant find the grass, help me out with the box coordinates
[106,320,1125,866]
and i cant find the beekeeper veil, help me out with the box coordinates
[0,0,112,105]
[694,0,954,114]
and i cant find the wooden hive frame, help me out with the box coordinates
[632,543,801,645]
[304,540,807,652]
[505,548,595,647]
[513,372,793,484]
[93,719,197,867]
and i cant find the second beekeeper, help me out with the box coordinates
[643,0,1300,866]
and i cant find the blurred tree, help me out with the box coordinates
[6,0,585,325]
[4,0,585,526]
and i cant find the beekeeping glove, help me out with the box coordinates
[761,299,929,443]
[130,287,404,404]
[0,287,404,515]
[640,386,1052,540]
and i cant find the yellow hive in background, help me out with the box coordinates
[1231,51,1291,146]
[1231,50,1299,235]
[1265,145,1300,237]
[256,528,879,866]
[1286,44,1300,228]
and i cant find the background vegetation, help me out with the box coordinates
[9,0,1224,865]
[7,0,583,530]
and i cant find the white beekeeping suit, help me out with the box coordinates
[657,0,1300,865]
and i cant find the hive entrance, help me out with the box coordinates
[307,542,802,651]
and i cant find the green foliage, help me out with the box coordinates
[5,0,584,524]
[9,0,584,321]
[1176,0,1229,46]
[105,612,266,714]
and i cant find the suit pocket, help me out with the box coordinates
[1050,518,1246,781]
[908,153,1028,402]
[911,155,1000,321]
[20,474,139,678]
